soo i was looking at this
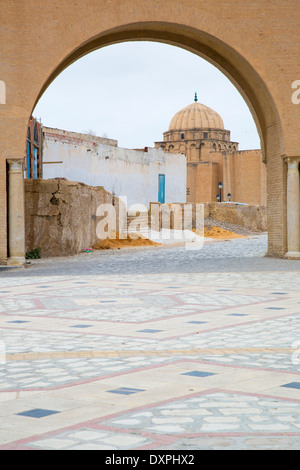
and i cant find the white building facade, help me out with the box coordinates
[41,127,187,209]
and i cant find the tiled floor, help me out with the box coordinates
[0,234,300,449]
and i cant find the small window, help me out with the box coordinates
[34,122,39,143]
[204,132,208,139]
[180,133,185,140]
[186,188,191,196]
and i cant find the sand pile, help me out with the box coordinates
[90,226,246,252]
[92,232,160,250]
[203,226,247,239]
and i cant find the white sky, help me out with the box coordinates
[33,41,261,151]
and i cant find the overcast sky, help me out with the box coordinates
[33,41,261,151]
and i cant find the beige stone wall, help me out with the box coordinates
[149,201,267,233]
[231,150,267,205]
[187,150,266,206]
[187,162,219,203]
[194,163,213,202]
[25,179,124,258]
[206,203,267,232]
[149,202,203,232]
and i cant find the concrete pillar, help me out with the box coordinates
[7,159,25,266]
[285,157,300,259]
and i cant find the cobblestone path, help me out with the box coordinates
[0,234,300,450]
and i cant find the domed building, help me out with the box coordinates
[155,94,267,206]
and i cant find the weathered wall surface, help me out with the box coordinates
[149,201,267,233]
[206,203,267,232]
[42,127,187,209]
[25,179,125,257]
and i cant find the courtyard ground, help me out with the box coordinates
[0,233,300,450]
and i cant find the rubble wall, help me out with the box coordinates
[25,179,125,257]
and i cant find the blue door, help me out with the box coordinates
[34,148,38,179]
[158,174,165,203]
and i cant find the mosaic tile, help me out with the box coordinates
[266,307,285,310]
[137,329,163,333]
[281,382,300,390]
[108,387,145,395]
[271,292,288,295]
[17,409,60,418]
[1,235,300,451]
[182,370,216,378]
[7,320,30,324]
[71,324,93,328]
[228,313,248,316]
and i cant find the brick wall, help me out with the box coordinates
[187,150,266,206]
[232,150,267,206]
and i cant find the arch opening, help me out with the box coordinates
[6,20,288,265]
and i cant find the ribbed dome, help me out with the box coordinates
[169,101,224,131]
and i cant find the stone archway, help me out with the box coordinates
[1,1,299,264]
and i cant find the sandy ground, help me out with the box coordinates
[203,226,247,239]
[92,232,160,250]
[90,226,247,251]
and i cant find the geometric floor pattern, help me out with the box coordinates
[0,235,300,450]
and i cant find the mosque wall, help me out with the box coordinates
[231,150,267,206]
[186,150,266,205]
[187,162,219,203]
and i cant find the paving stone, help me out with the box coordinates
[0,235,300,450]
